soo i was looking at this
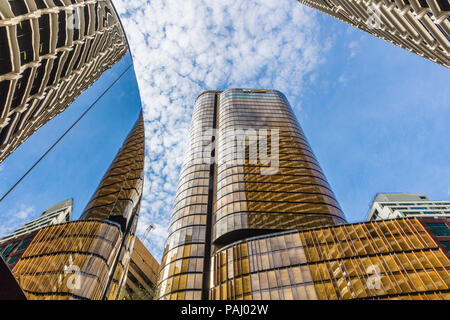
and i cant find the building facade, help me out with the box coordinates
[157,89,347,300]
[157,89,450,300]
[11,112,145,300]
[0,198,73,243]
[367,193,450,221]
[297,0,450,68]
[210,217,449,300]
[0,0,128,163]
[0,199,72,270]
[0,229,39,270]
[124,237,160,300]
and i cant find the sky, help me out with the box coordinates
[0,53,142,238]
[0,0,449,263]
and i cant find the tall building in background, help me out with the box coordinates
[297,0,450,68]
[157,89,347,300]
[0,199,72,269]
[157,89,450,300]
[367,193,450,221]
[11,113,145,300]
[124,237,160,300]
[0,0,128,163]
[0,198,72,243]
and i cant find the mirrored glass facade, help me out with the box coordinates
[0,0,128,162]
[11,114,145,300]
[12,220,122,300]
[157,91,217,300]
[157,89,346,300]
[211,217,450,300]
[214,89,345,244]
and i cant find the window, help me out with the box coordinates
[17,236,33,251]
[427,223,450,237]
[7,255,21,266]
[441,241,450,252]
[371,210,379,221]
[1,241,19,259]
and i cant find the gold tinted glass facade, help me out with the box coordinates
[0,0,128,162]
[81,112,145,231]
[11,113,145,300]
[214,89,345,244]
[297,0,450,68]
[157,89,346,300]
[157,92,217,300]
[12,220,122,300]
[211,218,450,300]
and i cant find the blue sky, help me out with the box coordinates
[0,53,142,236]
[1,1,449,262]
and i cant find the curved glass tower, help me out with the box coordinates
[0,0,128,162]
[0,0,147,300]
[157,88,450,300]
[157,89,346,300]
[12,113,145,300]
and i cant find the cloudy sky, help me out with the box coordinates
[0,1,449,263]
[113,0,449,261]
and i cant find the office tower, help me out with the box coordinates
[157,89,346,300]
[157,89,450,300]
[0,198,72,243]
[11,113,145,300]
[124,237,160,300]
[297,0,450,68]
[0,199,72,269]
[367,193,450,221]
[210,217,450,300]
[0,0,128,163]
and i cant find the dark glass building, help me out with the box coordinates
[0,0,128,162]
[124,237,161,300]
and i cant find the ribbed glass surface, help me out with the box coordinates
[157,92,217,300]
[11,114,145,300]
[157,88,348,300]
[81,113,145,300]
[81,113,145,232]
[12,220,122,300]
[211,218,450,300]
[214,89,346,244]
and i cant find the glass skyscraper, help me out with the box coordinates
[0,0,128,162]
[11,113,145,300]
[156,88,450,300]
[157,89,346,300]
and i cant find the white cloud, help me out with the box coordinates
[348,40,359,58]
[0,204,34,238]
[114,0,329,261]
